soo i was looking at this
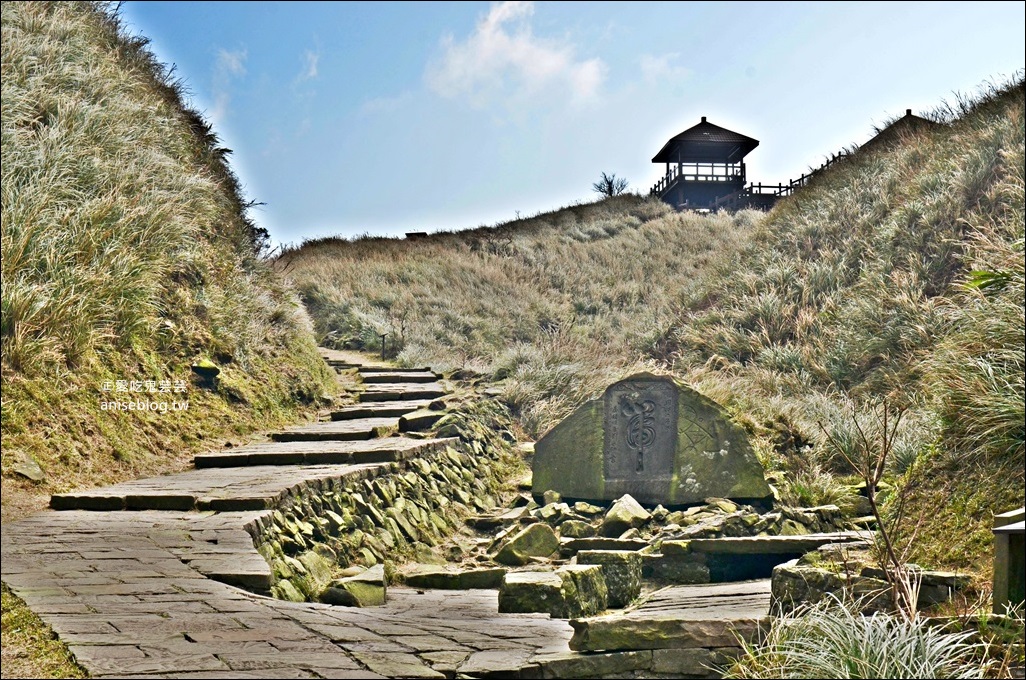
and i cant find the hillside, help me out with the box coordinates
[283,77,1024,581]
[0,1,336,521]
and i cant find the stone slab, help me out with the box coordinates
[271,418,399,442]
[361,372,441,384]
[686,532,871,554]
[533,373,771,505]
[360,385,448,402]
[331,400,435,420]
[194,437,455,468]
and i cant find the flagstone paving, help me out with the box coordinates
[1,351,773,678]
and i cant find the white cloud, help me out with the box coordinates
[297,49,319,82]
[359,91,415,116]
[639,52,691,83]
[425,1,606,109]
[211,48,247,124]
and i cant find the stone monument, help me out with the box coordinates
[532,373,771,505]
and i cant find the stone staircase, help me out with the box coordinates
[1,349,800,679]
[0,350,579,678]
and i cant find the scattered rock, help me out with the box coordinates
[601,494,651,537]
[320,563,386,607]
[12,452,45,482]
[559,520,596,539]
[704,498,738,514]
[494,523,560,566]
[577,550,642,608]
[190,358,220,386]
[399,409,445,432]
[573,501,606,516]
[536,502,570,523]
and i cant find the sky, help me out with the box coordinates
[119,1,1026,245]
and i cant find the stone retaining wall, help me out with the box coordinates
[242,438,514,602]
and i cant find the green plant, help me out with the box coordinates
[777,463,860,515]
[725,595,991,679]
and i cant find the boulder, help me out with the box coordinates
[577,550,642,608]
[559,520,596,539]
[319,563,386,607]
[497,566,608,618]
[601,494,651,537]
[557,564,608,617]
[533,373,771,505]
[494,523,560,566]
[498,571,565,616]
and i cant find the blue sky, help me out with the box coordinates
[120,1,1026,245]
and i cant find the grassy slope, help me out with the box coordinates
[285,79,1024,582]
[658,79,1024,578]
[0,1,336,521]
[282,195,762,437]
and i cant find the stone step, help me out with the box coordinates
[360,371,440,384]
[560,537,650,557]
[360,384,447,402]
[195,437,455,468]
[569,581,772,652]
[51,465,358,512]
[683,532,872,555]
[54,437,458,511]
[270,417,398,442]
[356,365,435,373]
[331,399,436,420]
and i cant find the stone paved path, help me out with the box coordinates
[1,351,576,678]
[1,350,773,678]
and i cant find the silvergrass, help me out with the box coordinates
[726,595,991,679]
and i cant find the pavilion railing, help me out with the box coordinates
[650,162,744,196]
[655,152,851,211]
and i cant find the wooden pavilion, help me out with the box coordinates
[649,117,760,210]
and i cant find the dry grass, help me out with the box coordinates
[281,195,759,437]
[1,585,85,679]
[0,1,336,517]
[283,76,1024,581]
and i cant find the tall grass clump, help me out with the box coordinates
[1,1,334,518]
[726,596,990,679]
